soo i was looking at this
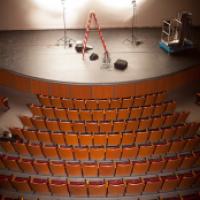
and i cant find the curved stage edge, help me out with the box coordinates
[0,65,200,99]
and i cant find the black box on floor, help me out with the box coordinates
[114,59,128,70]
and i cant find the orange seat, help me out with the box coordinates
[141,106,154,118]
[59,121,73,132]
[30,178,50,194]
[132,160,149,175]
[162,127,176,140]
[99,122,113,133]
[18,158,35,174]
[133,96,145,107]
[0,155,5,170]
[135,130,149,144]
[125,179,144,196]
[37,94,52,107]
[2,156,21,171]
[54,108,68,120]
[65,162,82,177]
[61,98,74,109]
[122,97,133,108]
[99,162,115,177]
[51,96,63,108]
[12,176,31,193]
[79,133,93,146]
[92,110,105,121]
[153,103,166,116]
[161,175,179,192]
[148,158,165,173]
[117,108,130,120]
[12,141,29,156]
[155,91,167,104]
[23,129,38,142]
[74,147,89,160]
[51,132,65,145]
[163,114,177,127]
[42,107,55,119]
[110,99,122,109]
[72,122,86,133]
[194,151,200,167]
[28,104,43,117]
[179,153,196,169]
[138,144,154,158]
[90,147,105,160]
[0,175,14,191]
[19,116,34,128]
[107,180,125,197]
[151,116,165,129]
[175,124,188,138]
[178,172,195,189]
[125,120,139,131]
[49,179,69,196]
[85,122,99,133]
[187,122,200,137]
[42,144,58,159]
[82,162,98,177]
[121,145,138,159]
[164,100,176,114]
[33,160,51,175]
[32,117,47,130]
[9,127,24,139]
[121,132,135,146]
[107,133,122,146]
[143,177,162,193]
[27,143,44,157]
[46,119,60,131]
[130,107,142,119]
[138,118,152,131]
[57,146,74,160]
[154,141,170,156]
[144,94,156,106]
[168,139,186,153]
[85,99,98,110]
[0,141,16,154]
[67,110,79,121]
[68,181,87,197]
[176,111,190,124]
[113,121,126,132]
[65,133,79,146]
[115,161,132,176]
[93,133,107,146]
[74,99,86,109]
[88,181,107,197]
[184,136,200,152]
[49,161,66,176]
[98,99,110,109]
[105,109,117,121]
[37,130,51,144]
[106,147,121,160]
[79,110,92,121]
[148,129,162,143]
[164,155,182,172]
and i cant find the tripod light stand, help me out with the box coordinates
[57,0,75,48]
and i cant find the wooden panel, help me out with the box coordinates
[69,85,92,99]
[31,79,49,95]
[92,85,114,98]
[113,83,135,98]
[49,82,70,98]
[14,75,31,92]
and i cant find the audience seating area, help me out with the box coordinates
[0,91,200,199]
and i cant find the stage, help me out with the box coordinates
[0,28,200,98]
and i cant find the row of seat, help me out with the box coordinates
[19,112,189,133]
[28,100,177,121]
[1,152,199,176]
[9,122,200,146]
[0,170,199,197]
[0,137,199,160]
[37,91,167,109]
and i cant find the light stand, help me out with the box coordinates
[57,0,75,48]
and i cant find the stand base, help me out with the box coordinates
[57,36,75,48]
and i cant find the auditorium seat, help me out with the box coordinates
[30,177,50,194]
[72,122,85,133]
[59,121,73,132]
[98,99,110,109]
[177,172,195,189]
[54,108,68,120]
[151,115,165,129]
[132,160,149,175]
[99,122,113,133]
[153,104,165,116]
[105,109,117,121]
[33,160,50,175]
[143,177,162,193]
[194,151,200,167]
[51,132,65,145]
[74,147,89,160]
[107,179,125,197]
[57,145,74,160]
[161,175,179,192]
[67,110,79,121]
[179,153,196,169]
[27,142,44,157]
[113,121,126,132]
[125,178,144,196]
[79,110,92,121]
[37,130,51,144]
[88,180,107,197]
[138,118,152,130]
[0,141,16,154]
[125,119,139,131]
[37,94,52,107]
[184,136,200,152]
[168,139,186,153]
[11,176,31,192]
[85,99,98,110]
[49,161,66,176]
[148,129,162,143]
[42,107,55,119]
[133,96,145,107]
[93,133,107,146]
[64,133,78,146]
[49,179,69,196]
[0,155,5,170]
[162,127,176,140]
[148,158,165,173]
[176,111,190,125]
[28,104,43,117]
[164,155,182,172]
[19,116,34,128]
[154,141,170,155]
[82,162,98,177]
[61,98,74,109]
[79,133,93,146]
[99,162,115,177]
[9,127,24,139]
[141,106,154,118]
[107,133,122,146]
[115,161,132,176]
[32,117,47,130]
[163,114,177,127]
[68,181,87,197]
[46,119,60,131]
[92,110,104,121]
[2,156,20,171]
[187,122,200,137]
[90,147,105,160]
[106,147,121,160]
[18,158,35,174]
[65,162,82,177]
[175,124,189,138]
[144,94,156,106]
[135,130,149,144]
[42,144,58,159]
[121,145,138,159]
[122,97,133,108]
[130,107,142,119]
[164,100,176,114]
[51,96,63,108]
[110,99,122,109]
[138,144,154,158]
[117,108,130,120]
[85,122,99,133]
[121,132,135,146]
[0,175,14,191]
[12,141,29,155]
[74,99,86,109]
[22,129,38,142]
